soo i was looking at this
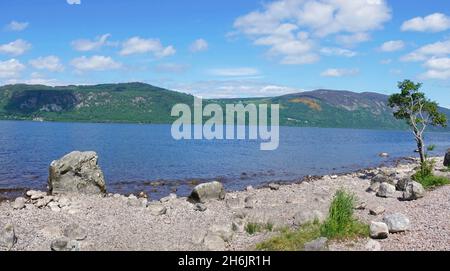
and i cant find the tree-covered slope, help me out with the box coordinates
[0,83,448,130]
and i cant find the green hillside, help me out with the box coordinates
[0,83,449,131]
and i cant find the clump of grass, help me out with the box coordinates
[319,189,369,239]
[256,222,321,251]
[414,174,450,188]
[412,159,450,188]
[255,189,369,251]
[245,222,274,235]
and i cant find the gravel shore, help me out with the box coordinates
[1,157,449,251]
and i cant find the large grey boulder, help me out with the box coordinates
[189,181,225,203]
[444,149,450,167]
[402,182,425,201]
[383,213,410,233]
[376,183,397,198]
[48,151,106,195]
[396,177,410,191]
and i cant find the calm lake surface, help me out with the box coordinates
[1,120,449,199]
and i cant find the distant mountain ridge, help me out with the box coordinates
[0,83,449,131]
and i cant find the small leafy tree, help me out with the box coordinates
[388,80,447,165]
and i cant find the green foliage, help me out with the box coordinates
[1,83,449,130]
[319,190,369,239]
[256,190,369,251]
[256,222,321,251]
[388,80,447,128]
[427,144,436,151]
[412,159,450,188]
[245,222,274,235]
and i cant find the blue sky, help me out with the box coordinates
[0,0,449,108]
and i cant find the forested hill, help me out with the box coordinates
[0,83,449,131]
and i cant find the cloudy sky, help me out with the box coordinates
[0,0,449,107]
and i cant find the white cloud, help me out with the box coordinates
[208,67,260,77]
[233,0,390,64]
[5,21,29,31]
[0,59,25,78]
[29,56,64,72]
[120,36,176,57]
[401,13,450,32]
[171,80,301,98]
[420,57,450,80]
[401,40,450,62]
[190,39,208,52]
[320,47,357,57]
[380,59,392,64]
[0,39,32,56]
[71,55,121,72]
[321,68,359,77]
[379,40,405,52]
[154,63,189,73]
[71,34,111,51]
[67,0,81,5]
[5,73,61,86]
[335,32,371,46]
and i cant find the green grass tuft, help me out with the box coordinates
[245,222,275,235]
[320,189,369,239]
[256,222,321,251]
[414,174,450,188]
[255,189,369,251]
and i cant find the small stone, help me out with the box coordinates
[48,202,61,212]
[194,203,207,212]
[67,208,81,215]
[51,238,80,251]
[330,175,338,179]
[0,224,17,250]
[29,191,47,200]
[113,193,121,198]
[370,221,389,239]
[57,197,71,208]
[12,197,26,210]
[128,194,137,200]
[376,183,397,198]
[379,152,389,157]
[246,186,254,191]
[244,196,256,209]
[268,183,280,190]
[304,237,328,251]
[138,191,148,199]
[35,196,53,208]
[64,224,87,241]
[160,193,177,203]
[369,206,385,216]
[383,213,410,233]
[148,203,167,216]
[365,239,382,251]
[232,219,246,233]
[203,233,225,251]
[355,202,367,210]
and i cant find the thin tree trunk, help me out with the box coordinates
[417,135,425,164]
